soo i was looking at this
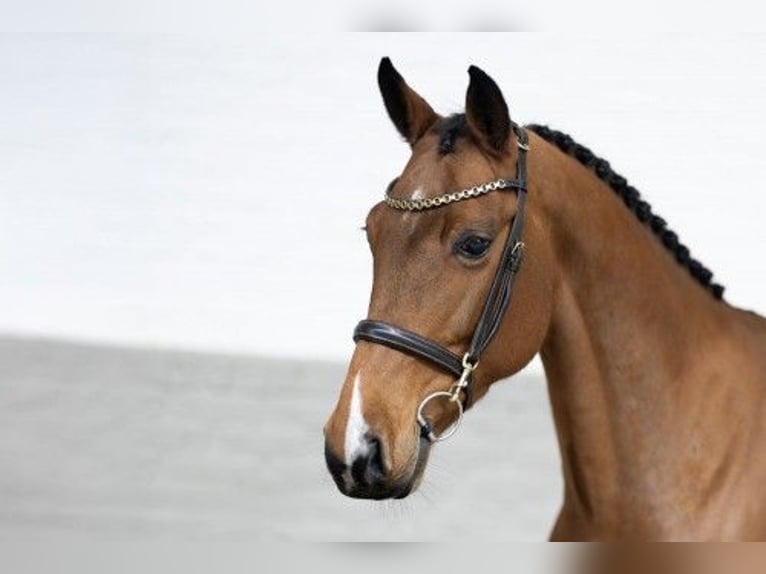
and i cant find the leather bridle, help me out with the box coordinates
[352,124,530,442]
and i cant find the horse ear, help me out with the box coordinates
[378,57,438,145]
[465,65,512,154]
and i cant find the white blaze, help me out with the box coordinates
[410,187,425,200]
[403,187,425,225]
[344,373,370,466]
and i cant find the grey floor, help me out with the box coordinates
[0,336,562,541]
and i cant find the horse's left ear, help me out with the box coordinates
[378,57,438,146]
[465,65,512,154]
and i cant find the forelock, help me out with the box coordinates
[435,114,468,155]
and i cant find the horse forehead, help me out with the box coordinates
[394,160,499,211]
[395,159,445,197]
[402,144,485,183]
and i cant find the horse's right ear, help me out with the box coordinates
[378,58,438,146]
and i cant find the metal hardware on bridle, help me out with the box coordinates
[353,124,530,443]
[414,352,478,442]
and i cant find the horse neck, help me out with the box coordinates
[529,135,737,533]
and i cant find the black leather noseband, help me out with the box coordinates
[353,320,465,379]
[352,125,529,439]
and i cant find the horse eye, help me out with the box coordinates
[455,235,492,259]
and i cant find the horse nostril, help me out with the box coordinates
[350,434,387,487]
[367,436,386,480]
[324,443,346,489]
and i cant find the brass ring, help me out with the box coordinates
[416,391,464,443]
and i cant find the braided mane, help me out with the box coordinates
[527,124,724,300]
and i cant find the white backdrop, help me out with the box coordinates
[2,34,765,373]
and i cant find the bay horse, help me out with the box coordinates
[323,58,766,540]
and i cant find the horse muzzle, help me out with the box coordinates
[324,434,430,500]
